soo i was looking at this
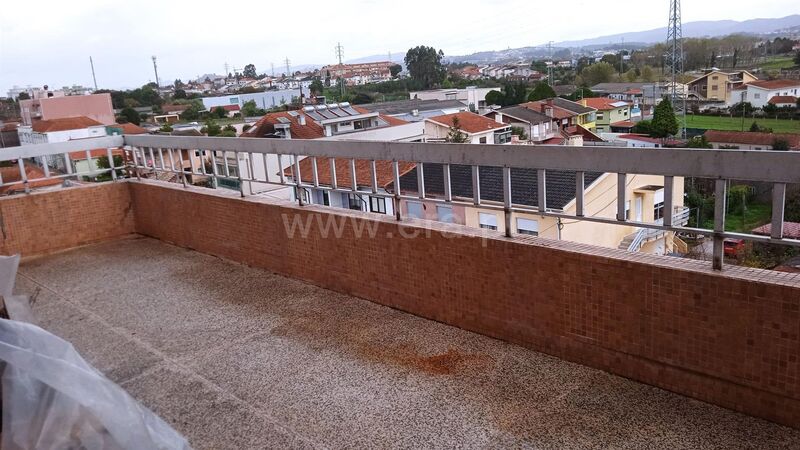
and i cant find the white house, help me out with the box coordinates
[424,111,512,144]
[17,116,106,145]
[409,87,500,113]
[741,79,800,108]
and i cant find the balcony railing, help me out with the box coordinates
[4,134,800,271]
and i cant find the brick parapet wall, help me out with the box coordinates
[0,183,135,257]
[9,180,800,427]
[127,180,800,427]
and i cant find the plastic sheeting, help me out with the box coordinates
[0,319,192,449]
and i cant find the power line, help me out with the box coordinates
[335,42,344,65]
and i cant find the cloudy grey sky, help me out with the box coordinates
[0,0,796,93]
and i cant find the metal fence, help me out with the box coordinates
[4,134,800,271]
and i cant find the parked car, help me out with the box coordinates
[723,238,745,258]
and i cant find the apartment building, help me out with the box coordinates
[19,93,115,126]
[578,98,632,133]
[423,111,512,144]
[409,87,500,113]
[687,70,757,102]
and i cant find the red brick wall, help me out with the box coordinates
[0,183,135,256]
[128,180,799,427]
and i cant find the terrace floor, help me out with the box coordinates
[15,236,800,449]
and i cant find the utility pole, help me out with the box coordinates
[89,56,98,91]
[271,63,275,77]
[335,43,345,98]
[620,38,625,76]
[546,41,554,86]
[151,56,161,90]
[284,57,291,77]
[666,0,686,138]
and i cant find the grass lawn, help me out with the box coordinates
[684,114,800,134]
[758,55,796,71]
[703,202,772,232]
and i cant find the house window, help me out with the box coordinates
[407,201,423,219]
[625,200,632,220]
[316,190,331,206]
[347,193,365,211]
[369,196,387,214]
[479,137,487,144]
[437,205,454,223]
[596,112,604,121]
[517,218,539,236]
[654,201,665,221]
[479,212,498,230]
[354,121,364,130]
[712,85,718,91]
[754,93,761,99]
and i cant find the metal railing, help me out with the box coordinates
[4,134,800,271]
[627,207,691,252]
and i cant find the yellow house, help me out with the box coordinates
[397,165,686,255]
[521,98,597,132]
[687,70,757,102]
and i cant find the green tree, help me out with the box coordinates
[219,130,236,137]
[241,100,265,117]
[530,60,548,73]
[510,126,528,141]
[772,138,790,150]
[159,123,173,132]
[405,46,446,89]
[749,121,761,132]
[640,65,656,82]
[795,50,800,67]
[17,92,30,100]
[624,69,638,82]
[243,64,257,78]
[352,93,373,104]
[687,136,712,148]
[204,120,221,136]
[566,87,596,101]
[213,106,227,119]
[580,62,616,86]
[181,103,202,121]
[118,107,141,125]
[173,89,187,99]
[445,117,469,143]
[309,78,324,95]
[527,82,556,102]
[503,82,528,106]
[389,64,402,77]
[650,100,679,138]
[632,119,653,135]
[485,90,504,106]
[96,155,124,180]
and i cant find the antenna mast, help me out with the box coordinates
[666,0,686,138]
[151,55,161,90]
[89,56,98,91]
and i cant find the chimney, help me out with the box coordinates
[544,106,553,118]
[298,114,306,126]
[494,112,504,123]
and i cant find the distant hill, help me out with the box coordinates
[552,14,800,48]
[446,15,800,64]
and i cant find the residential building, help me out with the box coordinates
[17,116,107,145]
[200,90,301,112]
[704,130,800,150]
[739,79,800,108]
[687,70,757,101]
[321,61,395,85]
[240,103,418,196]
[19,93,115,126]
[423,111,512,144]
[483,106,557,143]
[359,99,468,122]
[578,98,632,133]
[590,82,647,103]
[394,164,685,254]
[409,87,500,113]
[768,95,798,108]
[522,98,597,132]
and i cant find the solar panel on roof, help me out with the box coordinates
[342,106,359,115]
[288,111,299,117]
[306,111,326,121]
[276,117,290,124]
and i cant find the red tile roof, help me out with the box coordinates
[161,104,190,113]
[580,98,629,111]
[107,122,148,134]
[243,106,405,140]
[0,163,63,194]
[768,95,798,105]
[704,130,800,149]
[520,101,574,120]
[427,112,508,134]
[288,158,416,190]
[746,79,800,90]
[752,222,800,240]
[68,148,124,161]
[611,120,637,128]
[31,116,103,133]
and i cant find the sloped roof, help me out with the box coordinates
[0,163,63,194]
[768,95,798,105]
[704,130,800,149]
[427,112,509,134]
[359,99,467,115]
[746,79,800,90]
[243,106,406,140]
[590,82,648,94]
[580,98,629,111]
[107,122,148,134]
[31,116,103,133]
[753,222,800,240]
[394,164,604,210]
[494,106,552,124]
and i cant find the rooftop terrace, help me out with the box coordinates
[17,236,800,449]
[2,135,800,447]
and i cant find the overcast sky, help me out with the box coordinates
[0,0,796,93]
